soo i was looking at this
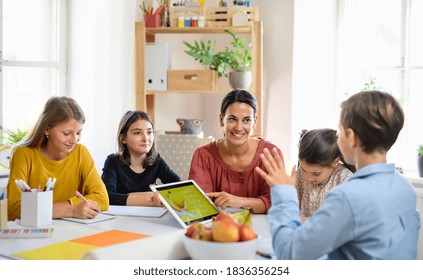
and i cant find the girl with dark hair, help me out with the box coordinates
[296,129,354,218]
[189,89,284,214]
[102,110,180,206]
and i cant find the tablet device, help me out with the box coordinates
[150,180,220,228]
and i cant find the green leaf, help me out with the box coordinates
[183,30,252,77]
[0,125,28,145]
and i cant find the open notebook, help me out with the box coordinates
[61,205,167,224]
[61,213,115,224]
[103,205,167,218]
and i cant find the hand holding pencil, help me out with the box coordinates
[76,191,89,202]
[75,191,100,218]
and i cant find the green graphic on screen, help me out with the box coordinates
[158,184,219,223]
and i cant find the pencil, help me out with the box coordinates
[75,191,88,202]
[256,250,273,259]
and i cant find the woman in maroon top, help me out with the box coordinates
[188,89,284,213]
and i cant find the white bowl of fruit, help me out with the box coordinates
[183,211,259,260]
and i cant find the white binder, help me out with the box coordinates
[145,43,171,90]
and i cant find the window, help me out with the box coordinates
[0,0,66,137]
[336,0,423,173]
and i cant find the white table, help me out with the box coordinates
[0,211,273,260]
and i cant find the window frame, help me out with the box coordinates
[0,0,67,130]
[336,0,423,174]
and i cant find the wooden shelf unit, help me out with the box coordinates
[135,21,263,135]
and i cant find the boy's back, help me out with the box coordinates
[268,162,420,260]
[327,163,419,259]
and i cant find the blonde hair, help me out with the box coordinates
[20,96,85,148]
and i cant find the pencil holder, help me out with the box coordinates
[0,199,7,229]
[21,190,53,227]
[145,14,161,27]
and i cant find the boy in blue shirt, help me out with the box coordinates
[256,91,420,259]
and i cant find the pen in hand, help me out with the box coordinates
[76,191,99,214]
[75,191,88,202]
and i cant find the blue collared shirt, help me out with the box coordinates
[269,163,421,259]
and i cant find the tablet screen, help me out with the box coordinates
[153,180,219,226]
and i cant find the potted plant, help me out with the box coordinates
[418,145,423,177]
[0,126,27,173]
[183,30,252,89]
[0,126,27,146]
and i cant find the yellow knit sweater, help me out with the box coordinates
[7,144,109,221]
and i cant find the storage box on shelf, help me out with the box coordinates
[169,6,258,27]
[205,7,259,27]
[167,70,219,91]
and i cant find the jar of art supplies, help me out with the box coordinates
[185,16,191,27]
[191,16,198,27]
[198,16,205,27]
[178,16,185,28]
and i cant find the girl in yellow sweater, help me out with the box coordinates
[7,96,109,221]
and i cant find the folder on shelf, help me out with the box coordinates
[145,42,171,91]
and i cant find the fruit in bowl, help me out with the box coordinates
[185,221,206,238]
[211,218,240,242]
[182,234,259,260]
[183,212,259,259]
[239,224,256,241]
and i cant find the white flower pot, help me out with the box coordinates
[229,71,252,90]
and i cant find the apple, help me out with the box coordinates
[238,224,256,241]
[185,222,206,237]
[213,212,235,223]
[192,228,213,241]
[211,219,240,242]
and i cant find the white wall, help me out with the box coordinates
[255,0,294,167]
[290,0,338,165]
[68,0,142,170]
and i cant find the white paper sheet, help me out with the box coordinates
[61,213,115,224]
[103,205,167,218]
